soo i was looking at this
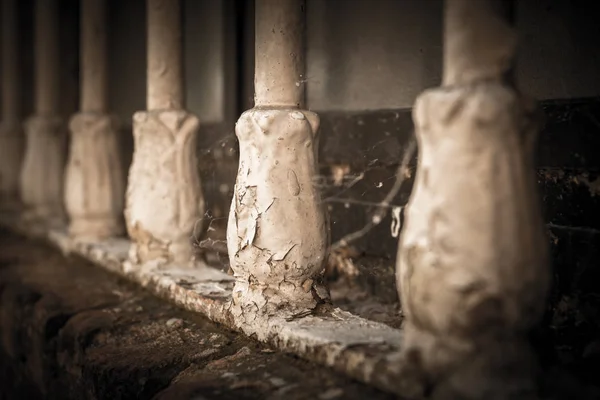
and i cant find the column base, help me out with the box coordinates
[20,115,67,221]
[69,216,124,240]
[65,113,125,239]
[397,82,549,398]
[125,109,203,265]
[229,277,330,329]
[227,108,330,322]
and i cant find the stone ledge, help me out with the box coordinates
[0,228,395,399]
[0,211,414,397]
[2,213,598,399]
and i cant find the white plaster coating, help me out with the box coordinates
[65,113,125,238]
[0,211,412,396]
[227,108,329,318]
[20,115,67,220]
[125,110,204,264]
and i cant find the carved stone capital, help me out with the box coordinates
[0,121,24,205]
[65,112,124,238]
[20,115,67,220]
[125,110,204,264]
[227,108,329,320]
[397,83,549,395]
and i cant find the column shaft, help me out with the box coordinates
[443,0,516,87]
[81,0,108,113]
[147,0,183,110]
[34,0,60,115]
[254,0,305,108]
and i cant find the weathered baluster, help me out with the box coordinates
[64,0,125,239]
[227,0,329,326]
[20,0,67,222]
[125,0,204,264]
[397,0,550,397]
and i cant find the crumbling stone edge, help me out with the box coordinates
[0,212,419,397]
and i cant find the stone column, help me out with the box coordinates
[227,0,329,325]
[0,0,24,207]
[19,0,67,221]
[396,0,550,398]
[125,0,204,264]
[64,0,124,239]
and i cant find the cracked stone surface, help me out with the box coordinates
[0,228,394,400]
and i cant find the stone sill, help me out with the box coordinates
[0,211,410,397]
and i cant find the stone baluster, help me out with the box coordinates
[20,0,67,222]
[64,0,124,239]
[227,0,329,326]
[125,0,204,264]
[396,0,550,397]
[0,0,25,208]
